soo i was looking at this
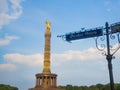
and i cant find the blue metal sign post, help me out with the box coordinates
[106,22,114,90]
[57,22,120,90]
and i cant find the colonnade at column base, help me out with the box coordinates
[28,73,65,90]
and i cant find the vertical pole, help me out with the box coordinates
[105,22,114,90]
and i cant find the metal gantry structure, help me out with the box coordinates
[57,22,120,90]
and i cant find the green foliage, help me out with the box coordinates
[0,84,18,90]
[58,83,120,90]
[66,85,73,90]
[114,83,120,90]
[58,85,66,89]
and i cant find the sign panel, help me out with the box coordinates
[66,28,103,41]
[111,22,120,33]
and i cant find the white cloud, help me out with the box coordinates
[3,45,119,67]
[3,48,105,67]
[0,0,24,29]
[0,63,16,71]
[3,47,120,67]
[52,48,103,61]
[4,53,43,67]
[0,35,19,46]
[51,48,104,66]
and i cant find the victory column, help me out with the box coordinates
[29,21,65,90]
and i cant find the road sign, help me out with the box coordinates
[111,22,120,33]
[66,27,103,41]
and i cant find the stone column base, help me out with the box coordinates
[29,87,65,90]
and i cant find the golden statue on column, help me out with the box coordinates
[29,21,65,90]
[45,21,51,31]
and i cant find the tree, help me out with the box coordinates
[114,83,120,90]
[73,86,79,90]
[58,83,120,90]
[0,84,18,90]
[96,84,104,90]
[66,84,73,90]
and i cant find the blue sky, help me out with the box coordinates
[0,0,120,90]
